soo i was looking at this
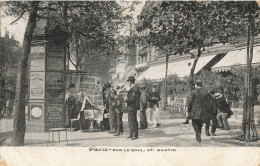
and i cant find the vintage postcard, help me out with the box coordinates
[0,1,260,166]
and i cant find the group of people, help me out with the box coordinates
[65,77,234,143]
[65,83,101,131]
[185,80,233,143]
[103,76,162,140]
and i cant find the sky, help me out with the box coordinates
[0,1,145,44]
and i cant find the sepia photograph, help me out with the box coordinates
[0,0,260,165]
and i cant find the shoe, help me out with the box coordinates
[196,133,201,143]
[224,128,230,130]
[131,137,138,140]
[157,123,161,127]
[182,121,189,124]
[205,132,210,136]
[114,134,120,136]
[220,127,224,130]
[210,132,217,136]
[127,136,132,138]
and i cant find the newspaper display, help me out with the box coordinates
[67,74,104,121]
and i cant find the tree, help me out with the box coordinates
[3,1,40,145]
[138,1,260,142]
[137,1,221,105]
[2,1,138,145]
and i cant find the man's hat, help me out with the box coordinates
[116,85,120,90]
[140,84,146,88]
[127,76,135,82]
[214,93,223,99]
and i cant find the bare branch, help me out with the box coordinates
[10,10,27,25]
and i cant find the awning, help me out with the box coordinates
[212,46,260,72]
[136,54,217,82]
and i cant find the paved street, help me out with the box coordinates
[1,107,260,147]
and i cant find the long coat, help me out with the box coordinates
[204,96,218,120]
[187,88,211,120]
[125,85,141,111]
[113,94,124,113]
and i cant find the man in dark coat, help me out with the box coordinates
[113,88,124,136]
[204,90,218,136]
[187,80,211,143]
[215,93,233,130]
[107,85,117,134]
[125,76,141,140]
[139,84,148,129]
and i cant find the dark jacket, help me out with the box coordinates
[113,93,124,113]
[187,88,211,120]
[204,96,218,120]
[140,89,149,111]
[126,85,141,111]
[148,91,161,108]
[216,95,233,117]
[108,89,117,109]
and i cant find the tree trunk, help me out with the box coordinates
[0,6,4,114]
[239,6,258,142]
[189,47,201,93]
[12,1,39,146]
[164,54,169,108]
[75,34,79,73]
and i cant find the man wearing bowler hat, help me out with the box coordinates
[125,76,141,140]
[187,80,211,143]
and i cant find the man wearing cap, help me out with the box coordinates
[140,84,148,129]
[125,76,141,140]
[148,83,161,128]
[187,80,211,143]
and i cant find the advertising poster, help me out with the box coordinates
[47,48,64,71]
[30,103,44,120]
[30,72,45,99]
[45,104,63,122]
[84,109,94,119]
[93,109,103,121]
[46,72,64,99]
[30,45,45,71]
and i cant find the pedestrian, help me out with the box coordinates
[215,93,233,130]
[113,86,124,136]
[125,76,141,140]
[139,84,148,129]
[107,85,117,134]
[187,80,211,143]
[182,85,195,125]
[65,83,77,127]
[75,90,87,131]
[147,83,161,128]
[204,90,218,136]
[102,83,111,131]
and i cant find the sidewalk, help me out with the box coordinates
[2,108,259,147]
